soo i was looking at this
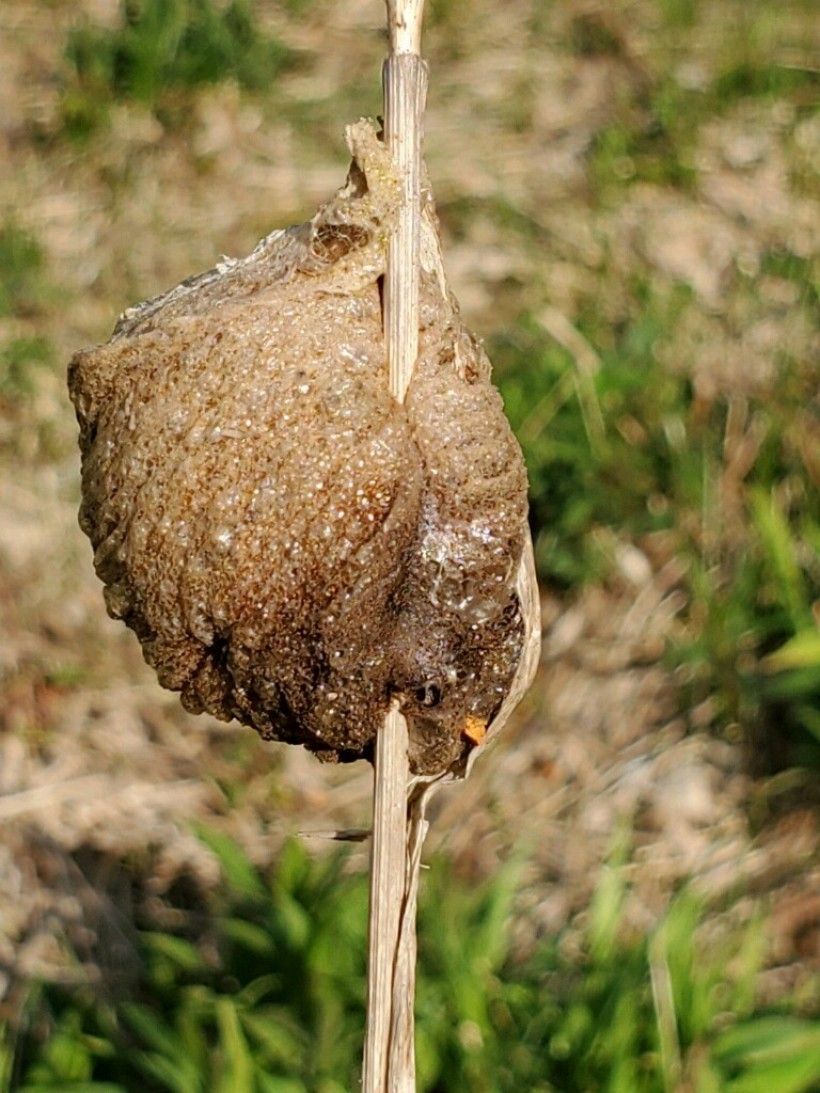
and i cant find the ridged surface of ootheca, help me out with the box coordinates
[69,120,529,775]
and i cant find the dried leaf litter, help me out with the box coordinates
[69,121,530,776]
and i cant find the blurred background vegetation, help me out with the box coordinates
[0,0,817,1090]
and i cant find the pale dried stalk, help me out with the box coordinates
[364,707,411,1093]
[362,3,428,1092]
[386,783,431,1088]
[386,0,426,55]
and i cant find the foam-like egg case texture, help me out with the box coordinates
[69,121,529,775]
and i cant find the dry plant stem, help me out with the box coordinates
[387,784,432,1087]
[383,52,428,404]
[365,707,411,1093]
[386,0,426,55]
[363,4,427,1091]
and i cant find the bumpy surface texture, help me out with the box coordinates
[69,121,529,775]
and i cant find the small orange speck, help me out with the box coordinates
[462,716,487,746]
